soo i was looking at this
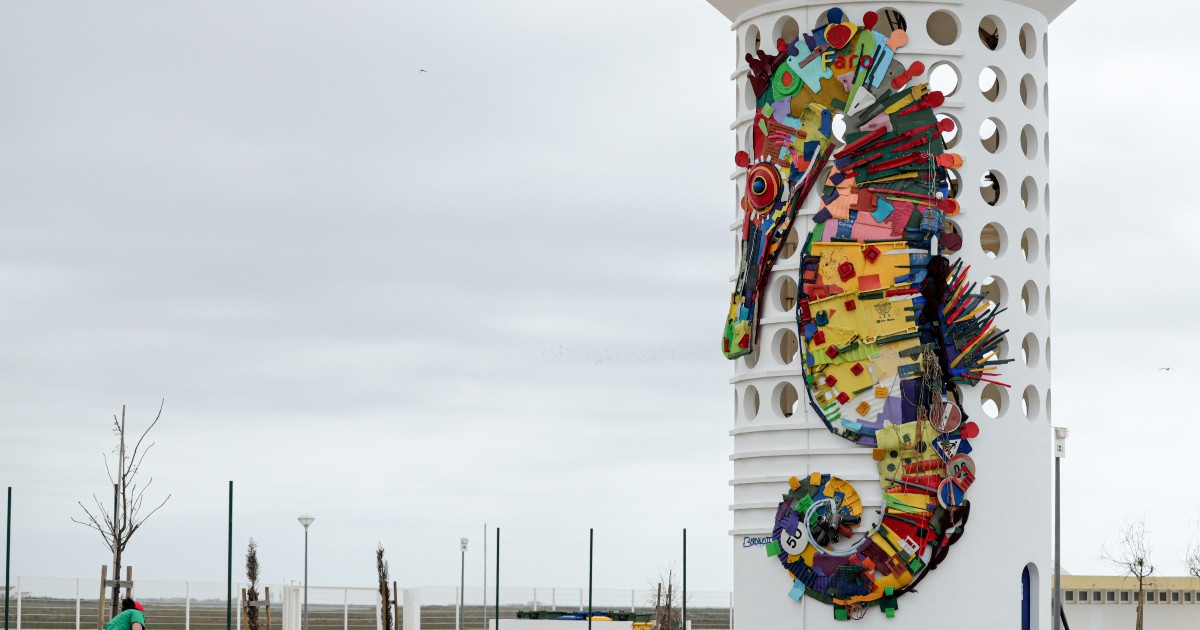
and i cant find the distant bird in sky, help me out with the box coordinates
[418,69,428,74]
[1158,367,1172,371]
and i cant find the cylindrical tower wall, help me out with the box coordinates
[724,2,1053,628]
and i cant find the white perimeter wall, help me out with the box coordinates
[1063,602,1200,630]
[722,1,1055,628]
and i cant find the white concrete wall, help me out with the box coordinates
[1063,601,1200,630]
[722,1,1057,628]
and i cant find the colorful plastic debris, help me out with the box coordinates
[723,6,1013,619]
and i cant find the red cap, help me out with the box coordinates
[134,602,144,612]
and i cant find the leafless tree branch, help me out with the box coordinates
[73,401,171,618]
[1101,518,1154,630]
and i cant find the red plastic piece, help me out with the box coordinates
[836,392,850,404]
[890,60,926,90]
[851,362,864,375]
[961,421,980,439]
[825,375,837,386]
[825,23,853,49]
[838,261,856,281]
[900,91,945,116]
[738,334,750,349]
[812,330,826,345]
[845,299,857,311]
[825,345,840,359]
[734,151,750,168]
[863,11,878,29]
[863,245,881,263]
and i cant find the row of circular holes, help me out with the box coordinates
[734,148,1048,213]
[737,213,1050,275]
[930,62,1047,114]
[978,223,1048,264]
[738,379,1051,422]
[746,323,1048,372]
[744,10,1042,61]
[763,273,1050,319]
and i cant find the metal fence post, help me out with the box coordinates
[551,590,555,611]
[75,578,81,630]
[185,583,191,630]
[342,589,348,630]
[728,592,734,630]
[630,590,634,614]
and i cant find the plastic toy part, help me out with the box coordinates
[741,6,1011,620]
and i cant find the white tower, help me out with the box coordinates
[711,1,1073,628]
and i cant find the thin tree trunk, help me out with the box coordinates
[1136,577,1144,630]
[111,408,126,618]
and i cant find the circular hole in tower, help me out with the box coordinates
[743,385,761,420]
[1021,333,1040,368]
[775,16,800,44]
[936,113,960,148]
[1021,280,1040,315]
[1020,124,1038,159]
[1021,176,1038,211]
[981,275,1008,310]
[928,61,961,96]
[776,328,799,365]
[979,66,1005,102]
[776,381,800,418]
[980,170,1005,206]
[978,15,1005,50]
[980,223,1005,258]
[1022,386,1040,420]
[745,24,762,55]
[1021,228,1039,263]
[1019,23,1037,58]
[981,383,1008,418]
[979,117,1005,154]
[1020,74,1038,109]
[927,10,960,45]
[778,275,797,312]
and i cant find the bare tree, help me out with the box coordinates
[1102,518,1155,630]
[246,539,261,630]
[71,402,171,617]
[377,544,393,630]
[1186,541,1200,579]
[647,567,687,630]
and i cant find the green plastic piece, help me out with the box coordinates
[765,540,782,556]
[834,607,849,621]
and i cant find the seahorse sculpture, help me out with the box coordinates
[721,8,1012,620]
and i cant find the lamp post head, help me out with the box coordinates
[298,514,315,530]
[1053,427,1069,459]
[460,537,469,552]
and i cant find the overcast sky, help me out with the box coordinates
[2,0,1198,599]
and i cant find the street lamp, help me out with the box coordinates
[298,514,315,630]
[458,538,468,630]
[1052,428,1068,630]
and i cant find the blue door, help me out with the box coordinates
[1022,566,1032,630]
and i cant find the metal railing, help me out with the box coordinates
[2,578,732,630]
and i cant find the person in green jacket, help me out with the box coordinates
[104,598,145,630]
